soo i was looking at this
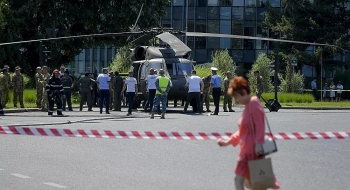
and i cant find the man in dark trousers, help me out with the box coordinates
[97,68,111,114]
[183,70,203,114]
[113,71,124,111]
[210,67,222,115]
[46,69,64,116]
[78,72,94,111]
[60,70,73,111]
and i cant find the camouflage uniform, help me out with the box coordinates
[223,75,234,112]
[109,72,114,110]
[256,75,264,99]
[201,75,211,112]
[41,72,51,110]
[12,67,25,108]
[35,68,43,108]
[0,70,10,107]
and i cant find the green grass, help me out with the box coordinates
[4,89,80,109]
[3,90,350,109]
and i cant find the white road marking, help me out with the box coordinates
[0,168,4,171]
[11,173,31,178]
[43,182,68,189]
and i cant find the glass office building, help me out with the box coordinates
[160,0,282,73]
[67,47,116,75]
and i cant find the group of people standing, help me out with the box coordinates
[0,65,25,108]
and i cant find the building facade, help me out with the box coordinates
[67,47,116,75]
[161,0,282,73]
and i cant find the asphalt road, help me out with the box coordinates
[0,106,350,190]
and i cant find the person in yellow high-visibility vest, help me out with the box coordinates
[150,69,171,119]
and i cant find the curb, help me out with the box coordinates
[3,105,350,114]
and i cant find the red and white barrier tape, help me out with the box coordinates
[0,126,350,140]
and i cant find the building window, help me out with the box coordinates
[232,21,244,49]
[257,7,266,20]
[232,7,244,20]
[195,20,207,49]
[173,20,182,31]
[207,38,220,48]
[220,20,231,48]
[220,7,231,20]
[173,0,184,6]
[162,20,171,28]
[245,8,256,20]
[173,7,183,19]
[233,0,244,6]
[197,0,208,7]
[208,7,220,19]
[244,27,255,49]
[245,0,256,7]
[195,49,207,63]
[196,7,207,19]
[187,20,195,32]
[188,7,195,20]
[208,0,219,6]
[187,36,195,50]
[208,20,219,33]
[220,0,233,6]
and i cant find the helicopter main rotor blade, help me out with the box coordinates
[131,34,153,45]
[186,32,338,48]
[127,3,144,42]
[0,32,143,46]
[156,32,192,56]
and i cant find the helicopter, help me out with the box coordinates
[126,27,198,111]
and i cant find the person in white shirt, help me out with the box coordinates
[97,68,111,114]
[336,81,343,102]
[144,68,157,112]
[121,71,138,116]
[329,81,335,101]
[183,70,204,114]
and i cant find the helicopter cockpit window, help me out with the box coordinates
[176,63,193,77]
[149,62,164,71]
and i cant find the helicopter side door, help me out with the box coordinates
[139,62,148,100]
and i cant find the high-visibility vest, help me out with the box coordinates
[156,76,170,94]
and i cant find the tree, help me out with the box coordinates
[247,53,273,93]
[1,0,171,76]
[211,49,236,76]
[278,64,305,93]
[264,0,350,77]
[109,46,132,73]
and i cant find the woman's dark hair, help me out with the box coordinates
[227,76,251,97]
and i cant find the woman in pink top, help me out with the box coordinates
[217,76,279,190]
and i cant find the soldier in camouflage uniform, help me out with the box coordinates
[12,66,25,108]
[254,70,264,99]
[40,66,51,110]
[201,75,212,112]
[35,67,43,108]
[109,72,114,110]
[0,67,11,107]
[223,71,235,112]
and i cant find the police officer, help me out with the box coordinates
[97,68,111,114]
[46,70,64,116]
[60,70,73,111]
[150,69,171,119]
[223,71,235,112]
[113,71,124,111]
[210,67,222,115]
[78,72,94,111]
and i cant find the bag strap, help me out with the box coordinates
[249,98,273,143]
